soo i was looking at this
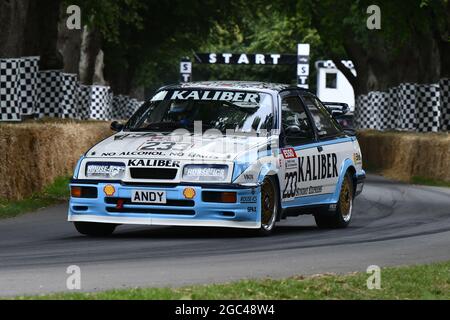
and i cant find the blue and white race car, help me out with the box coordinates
[69,81,365,236]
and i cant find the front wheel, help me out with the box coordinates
[74,222,117,237]
[314,172,354,229]
[257,176,279,236]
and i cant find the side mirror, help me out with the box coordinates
[110,121,124,132]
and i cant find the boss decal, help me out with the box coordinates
[240,195,257,204]
[128,159,181,168]
[298,153,338,182]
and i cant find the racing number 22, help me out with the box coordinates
[283,171,298,199]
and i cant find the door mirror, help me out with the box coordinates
[110,121,124,132]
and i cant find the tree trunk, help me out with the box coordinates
[79,26,103,85]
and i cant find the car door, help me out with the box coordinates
[278,91,323,203]
[299,93,353,195]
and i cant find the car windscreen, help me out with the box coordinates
[124,89,274,134]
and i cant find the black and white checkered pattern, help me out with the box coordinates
[370,91,390,130]
[36,70,63,118]
[18,57,40,116]
[0,58,22,121]
[416,84,440,132]
[439,78,450,131]
[111,95,143,120]
[77,85,91,120]
[89,85,113,120]
[398,83,417,131]
[387,87,400,130]
[354,94,370,129]
[60,73,79,119]
[111,95,130,120]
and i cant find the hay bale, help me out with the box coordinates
[0,121,111,200]
[357,130,450,183]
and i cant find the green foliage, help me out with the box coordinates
[0,176,70,219]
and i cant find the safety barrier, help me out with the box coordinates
[0,57,143,122]
[355,80,449,132]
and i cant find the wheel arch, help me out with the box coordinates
[333,158,357,201]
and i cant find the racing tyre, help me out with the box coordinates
[74,222,117,237]
[314,172,354,229]
[257,176,279,236]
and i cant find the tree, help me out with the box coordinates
[297,0,449,95]
[0,0,63,69]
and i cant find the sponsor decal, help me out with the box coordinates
[247,207,257,213]
[298,153,338,182]
[153,90,260,104]
[282,148,297,159]
[296,185,323,197]
[285,159,297,170]
[240,195,257,204]
[243,174,255,181]
[353,152,362,164]
[101,151,164,157]
[128,159,180,168]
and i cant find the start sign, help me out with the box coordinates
[180,43,310,88]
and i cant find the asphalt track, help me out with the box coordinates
[0,174,449,296]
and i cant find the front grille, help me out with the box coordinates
[105,197,194,207]
[106,207,195,215]
[129,168,177,180]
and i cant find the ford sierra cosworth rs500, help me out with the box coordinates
[69,81,365,236]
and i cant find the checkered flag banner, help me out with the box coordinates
[440,78,450,131]
[18,56,40,117]
[368,91,390,130]
[0,58,22,121]
[36,70,64,118]
[60,73,79,119]
[111,95,130,120]
[397,83,417,131]
[416,84,440,132]
[89,85,113,120]
[77,85,92,120]
[112,95,143,120]
[387,87,400,130]
[354,94,370,129]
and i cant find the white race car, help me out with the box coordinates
[69,81,365,236]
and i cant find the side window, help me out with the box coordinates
[281,95,314,146]
[302,95,341,138]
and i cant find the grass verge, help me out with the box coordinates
[0,176,70,219]
[411,176,450,188]
[15,261,450,300]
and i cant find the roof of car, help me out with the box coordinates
[162,81,310,94]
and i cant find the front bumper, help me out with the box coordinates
[355,170,366,196]
[68,181,261,229]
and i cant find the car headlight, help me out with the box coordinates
[182,165,228,182]
[85,162,126,179]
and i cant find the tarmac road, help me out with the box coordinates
[0,174,449,296]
